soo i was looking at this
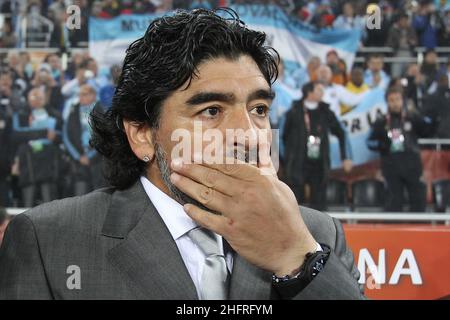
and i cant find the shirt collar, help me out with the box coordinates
[140,176,198,241]
[304,100,319,110]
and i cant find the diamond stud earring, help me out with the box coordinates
[142,155,151,163]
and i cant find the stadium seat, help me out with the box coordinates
[351,179,386,212]
[326,179,349,212]
[432,179,450,212]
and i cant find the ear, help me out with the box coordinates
[122,119,155,162]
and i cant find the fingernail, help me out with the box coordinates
[183,204,191,212]
[171,158,182,170]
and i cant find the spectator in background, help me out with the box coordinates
[310,0,335,29]
[68,0,89,47]
[420,49,440,93]
[0,207,12,247]
[405,63,428,110]
[333,1,365,30]
[99,64,121,109]
[83,57,109,92]
[91,0,105,17]
[119,0,135,14]
[283,81,352,210]
[0,72,13,207]
[364,2,393,47]
[326,50,348,85]
[133,0,157,14]
[31,64,64,119]
[7,51,30,91]
[18,52,33,81]
[43,53,65,85]
[424,72,450,138]
[317,65,368,117]
[63,84,105,196]
[64,51,87,80]
[0,19,17,48]
[48,0,66,19]
[0,68,26,113]
[47,1,67,49]
[62,65,86,99]
[367,87,433,212]
[12,88,59,207]
[413,0,444,49]
[440,5,450,46]
[386,13,418,78]
[341,67,369,115]
[306,56,321,82]
[364,54,391,90]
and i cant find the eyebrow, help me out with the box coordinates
[185,89,275,106]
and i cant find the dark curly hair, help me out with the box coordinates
[90,8,279,190]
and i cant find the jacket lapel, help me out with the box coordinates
[101,181,198,300]
[229,255,272,300]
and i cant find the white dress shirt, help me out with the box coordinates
[140,176,233,299]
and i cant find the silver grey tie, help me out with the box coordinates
[188,227,230,300]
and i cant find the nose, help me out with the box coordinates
[224,107,259,163]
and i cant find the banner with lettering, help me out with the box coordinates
[344,224,450,300]
[330,88,387,168]
[89,4,361,76]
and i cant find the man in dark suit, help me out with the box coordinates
[0,8,364,300]
[283,82,352,210]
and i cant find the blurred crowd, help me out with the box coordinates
[271,48,449,211]
[0,50,120,208]
[0,46,449,210]
[1,0,450,48]
[0,0,450,212]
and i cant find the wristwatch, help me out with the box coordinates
[272,244,331,299]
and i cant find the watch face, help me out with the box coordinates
[314,260,324,272]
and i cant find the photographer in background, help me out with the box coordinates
[367,87,433,212]
[283,81,352,210]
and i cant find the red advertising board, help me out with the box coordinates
[343,224,450,300]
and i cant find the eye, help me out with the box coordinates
[250,105,268,117]
[199,106,221,119]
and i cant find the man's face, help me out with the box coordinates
[387,92,403,113]
[147,55,273,202]
[326,53,339,66]
[369,58,383,73]
[0,74,12,92]
[343,3,353,16]
[88,60,98,75]
[48,55,61,70]
[28,90,45,109]
[39,70,52,83]
[309,83,324,102]
[317,66,332,84]
[425,52,437,65]
[399,16,409,28]
[79,85,96,106]
[351,69,364,86]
